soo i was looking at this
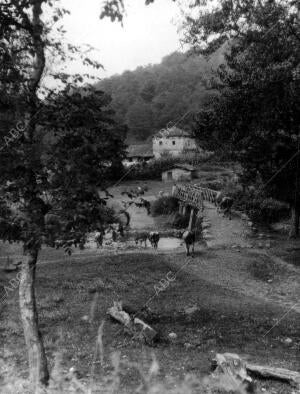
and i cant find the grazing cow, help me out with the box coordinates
[95,231,104,248]
[215,191,224,211]
[182,230,196,256]
[149,231,160,249]
[135,232,148,247]
[219,196,234,219]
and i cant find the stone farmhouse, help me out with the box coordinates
[152,127,199,159]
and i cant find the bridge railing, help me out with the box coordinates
[172,184,218,208]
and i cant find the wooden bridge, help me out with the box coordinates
[172,184,218,230]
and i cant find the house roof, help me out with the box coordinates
[163,163,196,172]
[175,163,196,171]
[154,127,192,139]
[126,144,153,158]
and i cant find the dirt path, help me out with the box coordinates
[202,201,249,248]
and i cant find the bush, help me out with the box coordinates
[246,197,290,224]
[151,196,179,216]
[126,157,179,180]
[248,255,282,281]
[218,180,290,224]
[170,212,190,228]
[198,179,224,191]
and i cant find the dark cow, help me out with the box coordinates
[149,231,160,249]
[182,230,196,256]
[95,231,104,248]
[219,196,234,219]
[135,232,148,247]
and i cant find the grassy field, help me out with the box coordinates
[1,167,300,393]
[1,249,299,393]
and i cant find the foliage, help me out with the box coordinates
[198,180,224,191]
[170,212,190,229]
[185,0,300,219]
[126,157,179,180]
[221,183,290,224]
[151,196,179,216]
[0,0,126,386]
[246,197,290,224]
[97,51,222,142]
[248,255,282,282]
[0,0,127,248]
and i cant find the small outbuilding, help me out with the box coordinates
[123,144,154,167]
[162,164,197,182]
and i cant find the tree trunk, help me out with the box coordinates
[19,248,49,390]
[289,205,299,238]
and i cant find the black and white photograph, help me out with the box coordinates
[0,0,299,393]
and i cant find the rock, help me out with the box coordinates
[69,366,81,379]
[184,305,198,315]
[212,353,254,392]
[168,332,177,340]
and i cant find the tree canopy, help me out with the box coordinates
[185,0,300,233]
[97,50,223,142]
[0,0,126,387]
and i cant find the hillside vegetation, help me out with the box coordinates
[97,51,223,143]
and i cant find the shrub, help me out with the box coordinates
[218,180,290,224]
[170,212,190,228]
[246,197,290,224]
[126,157,178,180]
[151,196,179,216]
[198,179,224,191]
[248,255,282,281]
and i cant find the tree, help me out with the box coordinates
[0,1,126,390]
[185,0,300,236]
[126,98,154,140]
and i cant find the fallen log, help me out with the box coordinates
[133,317,157,344]
[107,302,132,327]
[246,363,300,388]
[212,353,253,388]
[107,301,157,344]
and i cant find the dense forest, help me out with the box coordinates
[96,50,224,143]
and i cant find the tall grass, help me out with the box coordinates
[1,324,251,394]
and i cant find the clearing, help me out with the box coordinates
[0,179,299,393]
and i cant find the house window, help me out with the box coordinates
[159,141,163,145]
[172,141,176,145]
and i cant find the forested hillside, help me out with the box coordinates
[97,51,223,143]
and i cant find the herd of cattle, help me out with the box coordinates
[134,230,196,256]
[93,187,234,256]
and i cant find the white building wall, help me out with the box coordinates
[153,136,198,159]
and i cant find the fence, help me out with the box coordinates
[172,184,218,208]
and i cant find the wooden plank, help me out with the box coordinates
[246,363,300,387]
